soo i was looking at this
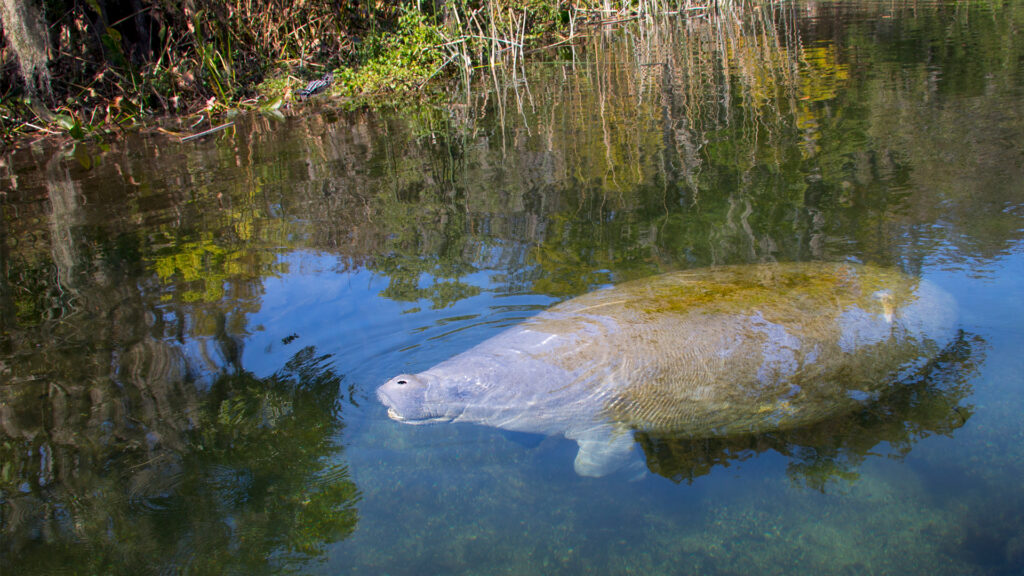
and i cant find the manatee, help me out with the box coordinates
[377,262,958,477]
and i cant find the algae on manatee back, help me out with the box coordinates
[555,262,951,436]
[378,262,958,476]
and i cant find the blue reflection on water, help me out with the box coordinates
[228,246,1024,575]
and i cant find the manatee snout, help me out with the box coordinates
[377,373,450,424]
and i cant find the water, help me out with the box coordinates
[2,1,1024,573]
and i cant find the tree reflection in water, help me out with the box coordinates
[1,344,359,576]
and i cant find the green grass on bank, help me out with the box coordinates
[0,1,725,144]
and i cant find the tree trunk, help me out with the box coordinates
[0,0,52,101]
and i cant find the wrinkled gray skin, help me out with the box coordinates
[378,263,957,477]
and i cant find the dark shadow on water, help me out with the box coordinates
[636,331,983,491]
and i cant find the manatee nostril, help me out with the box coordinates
[397,379,408,385]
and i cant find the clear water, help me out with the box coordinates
[2,1,1024,574]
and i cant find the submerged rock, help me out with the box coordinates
[378,262,958,477]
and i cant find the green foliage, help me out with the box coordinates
[2,0,740,140]
[335,8,448,98]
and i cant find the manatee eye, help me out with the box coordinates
[396,379,408,385]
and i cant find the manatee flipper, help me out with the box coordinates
[573,427,636,477]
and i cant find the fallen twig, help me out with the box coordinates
[181,121,234,142]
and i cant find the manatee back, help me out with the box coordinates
[524,262,957,437]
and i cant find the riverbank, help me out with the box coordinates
[0,0,724,147]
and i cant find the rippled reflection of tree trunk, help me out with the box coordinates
[0,195,14,334]
[45,154,81,297]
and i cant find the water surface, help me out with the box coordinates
[2,1,1024,574]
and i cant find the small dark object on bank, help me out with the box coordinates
[297,73,334,100]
